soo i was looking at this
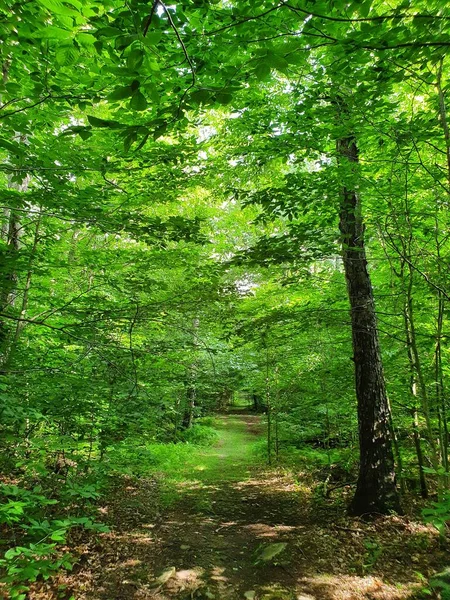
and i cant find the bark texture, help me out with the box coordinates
[337,136,401,516]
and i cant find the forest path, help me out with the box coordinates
[62,414,444,600]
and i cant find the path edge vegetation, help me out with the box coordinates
[1,0,450,596]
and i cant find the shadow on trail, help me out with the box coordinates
[60,414,443,600]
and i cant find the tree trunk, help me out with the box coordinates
[337,136,401,516]
[412,406,428,498]
[0,209,22,365]
[182,384,195,429]
[182,317,199,429]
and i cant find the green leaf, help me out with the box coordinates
[216,92,233,105]
[266,53,289,73]
[190,89,212,105]
[50,529,67,541]
[144,83,160,104]
[55,45,80,66]
[129,91,148,111]
[257,542,287,562]
[254,62,271,81]
[38,0,79,16]
[76,32,96,46]
[5,547,21,559]
[96,26,122,38]
[107,86,134,101]
[143,31,162,46]
[115,34,137,50]
[123,131,138,153]
[5,82,21,94]
[34,26,72,40]
[360,1,372,17]
[87,115,123,128]
[127,48,145,71]
[0,138,25,157]
[78,130,92,141]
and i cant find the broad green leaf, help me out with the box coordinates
[0,138,25,157]
[38,0,79,16]
[76,32,96,46]
[258,542,287,562]
[129,91,148,111]
[55,45,79,66]
[87,116,124,128]
[143,31,162,46]
[115,34,137,50]
[216,92,233,105]
[191,89,212,105]
[107,86,134,101]
[34,25,72,40]
[360,1,372,17]
[266,53,289,72]
[50,529,67,541]
[96,26,121,37]
[123,131,138,152]
[144,83,160,104]
[254,62,271,81]
[127,48,145,71]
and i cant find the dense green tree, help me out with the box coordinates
[1,0,450,594]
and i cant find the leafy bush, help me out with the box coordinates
[422,492,450,539]
[177,424,219,446]
[195,416,220,428]
[1,543,74,600]
[0,483,109,598]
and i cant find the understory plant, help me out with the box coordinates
[0,481,109,599]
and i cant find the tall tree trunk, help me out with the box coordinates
[2,212,42,368]
[404,277,440,472]
[0,209,22,365]
[265,339,272,466]
[412,406,428,498]
[182,317,199,429]
[337,135,401,516]
[0,133,30,366]
[436,63,450,484]
[182,383,195,429]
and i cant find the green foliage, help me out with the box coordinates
[1,0,450,588]
[0,485,58,527]
[0,483,109,596]
[362,539,383,574]
[177,424,219,446]
[423,493,450,539]
[254,542,287,565]
[0,543,74,600]
[429,568,450,599]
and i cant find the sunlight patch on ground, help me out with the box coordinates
[102,531,154,545]
[120,558,142,568]
[242,523,287,538]
[210,565,228,582]
[175,567,204,582]
[299,574,417,600]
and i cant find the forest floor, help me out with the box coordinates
[35,413,447,600]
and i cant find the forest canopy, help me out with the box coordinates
[1,0,450,598]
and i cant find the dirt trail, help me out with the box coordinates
[50,414,446,600]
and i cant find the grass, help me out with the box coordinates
[107,414,266,506]
[174,415,265,483]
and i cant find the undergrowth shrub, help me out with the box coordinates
[195,416,220,428]
[177,424,219,446]
[0,481,109,599]
[108,440,199,476]
[422,491,450,540]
